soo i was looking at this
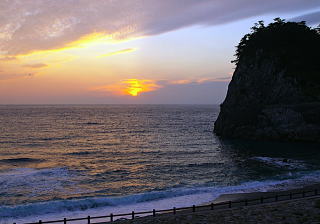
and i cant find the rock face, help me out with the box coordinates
[214,20,320,142]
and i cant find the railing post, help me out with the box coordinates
[302,191,305,198]
[245,199,248,206]
[315,189,318,195]
[110,213,113,222]
[64,218,67,224]
[228,201,231,208]
[132,211,135,220]
[153,209,156,217]
[39,220,42,224]
[173,207,176,215]
[192,205,196,212]
[260,197,264,204]
[87,216,90,224]
[210,203,214,210]
[289,193,292,199]
[275,195,278,202]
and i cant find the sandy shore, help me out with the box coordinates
[113,186,320,224]
[212,183,320,203]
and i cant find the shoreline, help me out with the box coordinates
[113,185,320,223]
[5,183,320,224]
[211,183,320,204]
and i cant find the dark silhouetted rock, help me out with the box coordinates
[214,19,320,142]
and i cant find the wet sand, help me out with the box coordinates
[212,183,320,203]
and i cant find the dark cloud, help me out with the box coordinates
[290,11,320,25]
[0,0,319,55]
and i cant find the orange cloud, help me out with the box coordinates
[94,79,161,96]
[97,48,137,58]
[0,73,33,81]
[169,77,232,84]
[22,63,48,68]
[0,56,17,61]
[15,32,111,57]
[169,79,193,85]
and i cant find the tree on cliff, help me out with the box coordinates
[232,18,320,96]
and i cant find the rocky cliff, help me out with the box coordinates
[214,19,320,142]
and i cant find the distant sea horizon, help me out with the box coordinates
[1,104,319,223]
[0,103,220,106]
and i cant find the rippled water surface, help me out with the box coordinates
[0,105,319,221]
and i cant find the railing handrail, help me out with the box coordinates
[19,188,319,224]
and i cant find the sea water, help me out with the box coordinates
[0,105,319,223]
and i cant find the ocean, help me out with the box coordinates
[0,105,320,223]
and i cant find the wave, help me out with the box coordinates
[83,122,100,125]
[39,136,75,141]
[65,151,98,156]
[0,167,72,179]
[251,156,308,170]
[1,169,320,220]
[0,158,43,164]
[0,167,84,205]
[187,162,223,168]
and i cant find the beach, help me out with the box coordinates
[114,187,320,224]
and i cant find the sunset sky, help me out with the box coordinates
[0,0,319,104]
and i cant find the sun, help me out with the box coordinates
[127,86,142,96]
[122,79,159,96]
[93,79,161,96]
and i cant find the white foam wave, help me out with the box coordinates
[2,169,320,223]
[0,168,84,199]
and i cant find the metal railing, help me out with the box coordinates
[16,188,319,224]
